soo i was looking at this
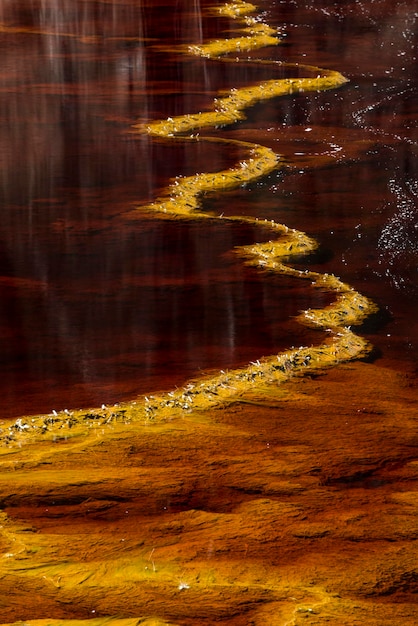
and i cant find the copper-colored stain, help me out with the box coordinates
[0,0,417,624]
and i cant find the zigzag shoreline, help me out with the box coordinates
[0,1,377,447]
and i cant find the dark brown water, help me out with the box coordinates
[0,0,416,421]
[0,3,417,625]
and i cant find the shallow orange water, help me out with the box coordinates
[0,361,417,624]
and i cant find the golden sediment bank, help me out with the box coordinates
[0,362,417,625]
[0,2,416,625]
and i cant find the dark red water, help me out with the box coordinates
[0,0,417,419]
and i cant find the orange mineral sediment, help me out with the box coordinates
[1,2,415,626]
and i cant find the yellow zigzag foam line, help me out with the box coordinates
[1,1,377,446]
[189,1,279,56]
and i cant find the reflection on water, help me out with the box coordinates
[1,0,417,420]
[0,1,416,417]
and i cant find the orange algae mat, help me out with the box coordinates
[0,2,417,625]
[0,362,417,625]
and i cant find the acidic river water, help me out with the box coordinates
[0,0,416,420]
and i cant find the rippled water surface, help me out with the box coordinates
[0,0,416,418]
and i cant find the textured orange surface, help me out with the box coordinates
[0,361,417,625]
[0,2,417,624]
